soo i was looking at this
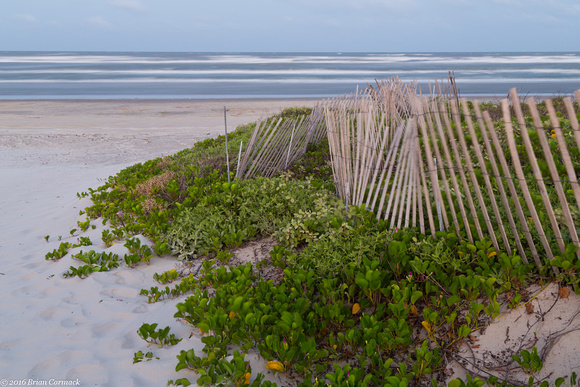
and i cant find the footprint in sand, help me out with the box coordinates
[19,272,40,281]
[100,287,139,298]
[65,363,108,385]
[61,296,79,305]
[91,321,121,338]
[38,307,68,321]
[132,304,148,313]
[40,284,62,297]
[61,316,90,328]
[11,285,35,297]
[27,349,92,379]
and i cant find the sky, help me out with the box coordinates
[1,0,579,52]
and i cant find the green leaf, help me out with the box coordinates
[446,295,461,306]
[355,277,369,289]
[485,278,496,288]
[411,291,423,304]
[232,296,244,312]
[197,322,210,333]
[458,324,471,338]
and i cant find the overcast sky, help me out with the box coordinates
[1,0,579,52]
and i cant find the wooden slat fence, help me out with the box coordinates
[325,79,580,268]
[236,104,326,179]
[233,76,580,268]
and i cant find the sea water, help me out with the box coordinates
[0,52,579,99]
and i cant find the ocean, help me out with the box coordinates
[0,52,579,99]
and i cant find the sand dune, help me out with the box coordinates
[2,98,579,386]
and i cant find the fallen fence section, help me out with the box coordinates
[237,104,326,180]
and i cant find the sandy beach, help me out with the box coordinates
[0,99,316,386]
[2,98,580,386]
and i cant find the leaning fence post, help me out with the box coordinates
[224,106,231,184]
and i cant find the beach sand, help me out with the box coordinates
[1,98,579,386]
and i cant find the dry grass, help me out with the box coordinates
[133,170,177,198]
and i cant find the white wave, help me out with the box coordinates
[2,53,578,66]
[2,68,580,76]
[0,69,424,76]
[1,77,579,84]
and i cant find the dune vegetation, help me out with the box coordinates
[48,100,580,387]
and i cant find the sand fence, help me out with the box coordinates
[324,80,580,269]
[234,79,580,269]
[236,103,326,179]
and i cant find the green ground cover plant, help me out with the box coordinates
[137,322,182,347]
[171,218,523,386]
[45,242,72,260]
[46,105,580,386]
[133,350,158,363]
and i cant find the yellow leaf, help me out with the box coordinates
[266,360,285,372]
[352,303,361,314]
[422,320,431,334]
[410,305,418,316]
[488,251,497,258]
[239,372,250,385]
[229,311,236,320]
